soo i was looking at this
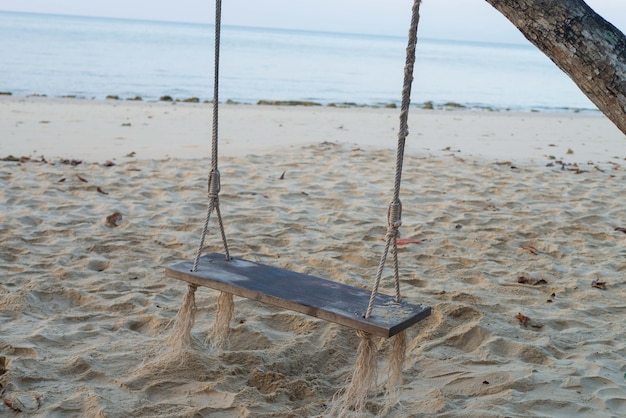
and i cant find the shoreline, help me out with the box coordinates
[0,91,600,114]
[1,95,623,164]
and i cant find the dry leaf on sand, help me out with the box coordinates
[517,275,548,286]
[397,238,427,245]
[520,245,538,255]
[516,312,543,329]
[591,279,607,290]
[105,212,123,227]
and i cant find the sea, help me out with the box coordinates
[0,11,597,112]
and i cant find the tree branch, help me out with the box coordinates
[486,0,626,135]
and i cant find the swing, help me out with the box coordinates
[166,0,430,338]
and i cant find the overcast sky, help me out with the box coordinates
[1,0,625,44]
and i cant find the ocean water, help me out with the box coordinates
[0,11,596,111]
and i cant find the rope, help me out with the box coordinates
[193,0,230,271]
[211,0,221,173]
[365,0,421,318]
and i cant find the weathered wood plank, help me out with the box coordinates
[166,253,431,338]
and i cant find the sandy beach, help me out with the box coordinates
[1,96,625,417]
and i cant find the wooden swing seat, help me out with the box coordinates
[166,253,431,338]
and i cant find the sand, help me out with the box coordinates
[1,96,625,417]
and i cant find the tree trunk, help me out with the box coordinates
[485,0,626,135]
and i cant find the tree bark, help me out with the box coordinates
[485,0,626,135]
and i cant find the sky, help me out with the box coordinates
[0,0,625,44]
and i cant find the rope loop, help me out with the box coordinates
[208,169,221,197]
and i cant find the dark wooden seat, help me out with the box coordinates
[166,253,431,338]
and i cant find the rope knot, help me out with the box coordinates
[387,200,402,229]
[386,226,400,240]
[208,169,221,197]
